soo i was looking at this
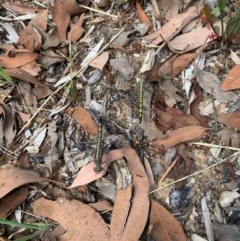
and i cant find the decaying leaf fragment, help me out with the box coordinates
[151,125,208,151]
[221,65,240,91]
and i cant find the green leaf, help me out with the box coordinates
[217,0,227,14]
[0,67,12,82]
[0,218,52,231]
[225,8,240,38]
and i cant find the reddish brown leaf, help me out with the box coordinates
[0,186,28,218]
[53,0,89,41]
[221,65,240,91]
[0,165,45,198]
[88,200,113,212]
[69,149,124,187]
[144,6,199,45]
[71,106,98,135]
[0,53,38,69]
[169,25,215,51]
[19,10,48,51]
[218,111,240,130]
[110,145,149,241]
[68,13,85,41]
[90,51,109,71]
[135,0,154,34]
[4,68,43,86]
[145,52,198,82]
[151,125,208,151]
[32,197,109,241]
[150,199,187,241]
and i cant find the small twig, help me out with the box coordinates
[79,4,119,19]
[149,151,240,194]
[158,158,178,184]
[192,142,240,152]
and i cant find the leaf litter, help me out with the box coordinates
[0,0,240,240]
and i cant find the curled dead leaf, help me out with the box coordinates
[151,125,208,151]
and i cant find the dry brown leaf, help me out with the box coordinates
[155,107,200,131]
[0,52,38,69]
[18,81,38,114]
[90,51,109,71]
[168,25,215,51]
[145,52,198,82]
[151,125,208,151]
[32,197,110,241]
[69,149,124,188]
[218,111,240,130]
[150,199,187,241]
[2,2,42,14]
[196,69,238,103]
[53,0,89,41]
[110,57,134,80]
[221,65,240,91]
[68,13,85,41]
[110,145,149,241]
[0,165,45,198]
[71,106,98,135]
[88,200,113,212]
[38,50,66,68]
[110,185,132,241]
[190,82,209,127]
[19,10,48,51]
[136,0,153,34]
[0,103,16,146]
[0,186,28,218]
[20,60,41,76]
[33,85,53,100]
[4,68,43,86]
[144,6,199,45]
